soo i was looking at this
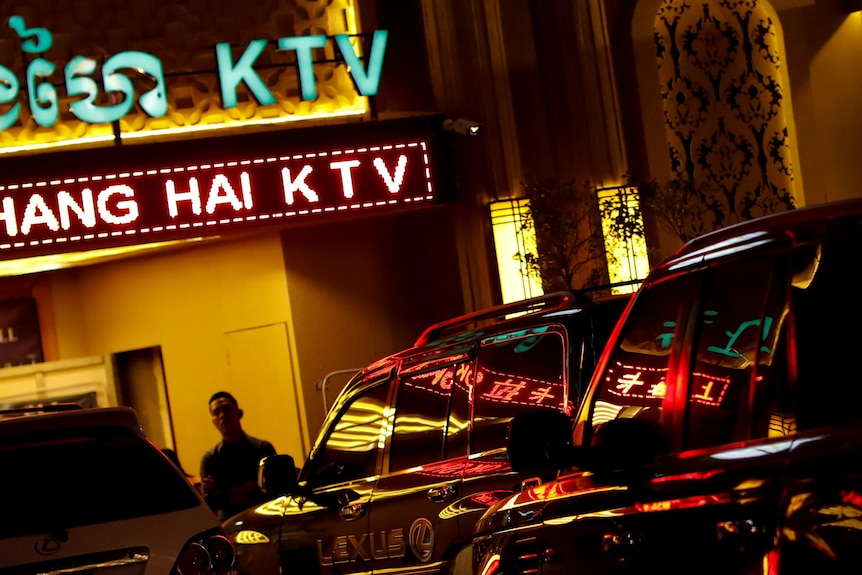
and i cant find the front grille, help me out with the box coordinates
[513,537,539,575]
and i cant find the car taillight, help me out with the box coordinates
[172,530,237,575]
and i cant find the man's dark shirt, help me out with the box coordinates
[200,432,276,521]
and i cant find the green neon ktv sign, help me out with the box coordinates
[0,15,388,130]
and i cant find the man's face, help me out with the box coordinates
[210,397,241,437]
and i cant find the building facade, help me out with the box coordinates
[0,0,858,472]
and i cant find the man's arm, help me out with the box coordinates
[200,451,227,513]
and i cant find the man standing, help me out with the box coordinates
[200,391,276,521]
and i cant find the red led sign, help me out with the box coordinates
[0,134,441,260]
[477,367,566,410]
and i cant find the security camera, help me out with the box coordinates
[443,118,481,136]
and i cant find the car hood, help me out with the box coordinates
[475,468,652,537]
[475,433,814,540]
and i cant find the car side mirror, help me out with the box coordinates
[508,411,664,476]
[507,410,574,472]
[259,454,299,496]
[584,416,663,474]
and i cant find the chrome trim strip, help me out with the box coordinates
[36,552,149,575]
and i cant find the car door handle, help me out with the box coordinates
[427,484,457,503]
[717,519,768,542]
[340,502,366,521]
[602,532,642,559]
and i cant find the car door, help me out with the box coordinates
[366,359,465,574]
[776,231,862,574]
[367,327,578,575]
[276,372,392,575]
[456,324,575,546]
[603,249,794,573]
[535,249,795,575]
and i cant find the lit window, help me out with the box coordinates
[596,186,649,294]
[489,198,543,303]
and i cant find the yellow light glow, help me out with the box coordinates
[0,237,212,277]
[596,186,649,294]
[0,0,371,155]
[490,199,543,304]
[233,530,271,544]
[0,107,368,157]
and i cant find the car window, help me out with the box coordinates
[446,362,471,458]
[0,425,200,538]
[388,365,453,472]
[589,278,680,437]
[684,253,791,449]
[305,380,391,486]
[793,230,862,429]
[472,328,568,453]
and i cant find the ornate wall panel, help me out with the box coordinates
[655,0,796,233]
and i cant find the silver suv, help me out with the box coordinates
[0,404,237,575]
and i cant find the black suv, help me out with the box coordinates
[473,199,862,575]
[221,291,629,575]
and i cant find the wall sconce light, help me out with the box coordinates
[443,118,481,136]
[489,198,543,303]
[595,185,649,294]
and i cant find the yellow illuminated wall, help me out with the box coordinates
[48,233,310,472]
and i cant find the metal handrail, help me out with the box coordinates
[316,369,361,414]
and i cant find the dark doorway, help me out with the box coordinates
[114,346,175,450]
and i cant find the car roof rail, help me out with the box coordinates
[414,291,585,347]
[578,278,643,297]
[0,402,85,417]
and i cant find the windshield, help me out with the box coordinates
[0,424,201,538]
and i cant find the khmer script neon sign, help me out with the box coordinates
[0,15,388,130]
[0,136,435,257]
